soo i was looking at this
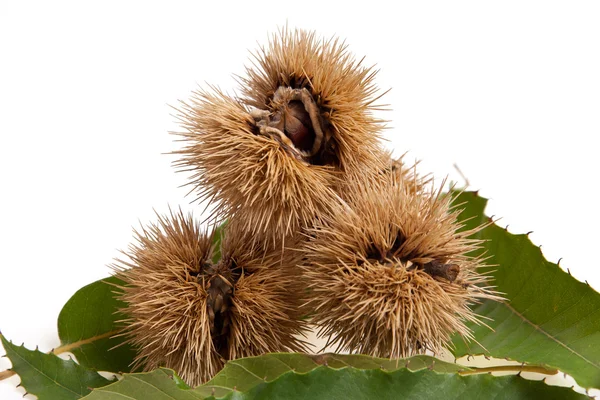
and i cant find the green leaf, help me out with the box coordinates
[196,353,464,398]
[1,335,113,400]
[81,354,586,400]
[57,276,137,373]
[451,191,600,389]
[83,369,194,400]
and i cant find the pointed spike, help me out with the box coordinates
[586,280,590,286]
[567,268,571,275]
[526,231,533,236]
[35,345,38,351]
[557,258,563,266]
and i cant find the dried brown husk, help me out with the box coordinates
[241,27,387,172]
[173,27,388,240]
[349,150,431,200]
[303,175,501,358]
[112,210,308,386]
[173,89,340,241]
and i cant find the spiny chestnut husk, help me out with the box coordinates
[112,210,308,386]
[240,28,386,172]
[174,90,339,241]
[372,151,431,197]
[173,28,388,239]
[302,175,500,358]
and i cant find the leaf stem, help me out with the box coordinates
[0,370,15,380]
[49,331,117,355]
[0,330,119,382]
[460,365,558,376]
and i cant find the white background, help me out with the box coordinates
[1,1,599,398]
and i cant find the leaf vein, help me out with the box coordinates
[228,361,263,381]
[503,302,600,369]
[10,349,82,396]
[128,374,178,399]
